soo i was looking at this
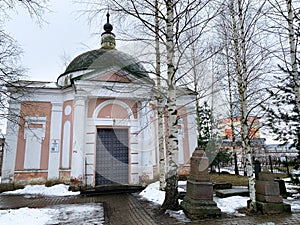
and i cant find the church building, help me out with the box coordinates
[1,13,197,188]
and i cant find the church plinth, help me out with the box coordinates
[181,147,221,219]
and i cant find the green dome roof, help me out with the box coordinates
[60,48,151,81]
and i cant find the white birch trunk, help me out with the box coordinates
[161,0,179,211]
[237,0,256,210]
[230,0,256,210]
[155,0,166,191]
[286,0,300,114]
[223,24,239,175]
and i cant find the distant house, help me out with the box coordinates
[265,144,298,162]
[221,136,298,164]
[219,116,262,165]
[1,14,197,188]
[219,116,261,140]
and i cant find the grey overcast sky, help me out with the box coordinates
[5,0,103,82]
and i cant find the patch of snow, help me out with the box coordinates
[165,209,191,223]
[178,181,187,186]
[284,198,300,213]
[49,203,104,224]
[0,203,104,225]
[0,207,52,225]
[139,181,248,217]
[219,168,236,175]
[139,181,165,205]
[1,184,80,196]
[214,196,248,216]
[291,170,300,175]
[283,179,300,193]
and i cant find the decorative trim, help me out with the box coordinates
[92,99,135,120]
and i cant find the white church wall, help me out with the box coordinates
[186,107,197,157]
[70,95,86,182]
[48,102,63,179]
[23,116,46,169]
[137,101,156,181]
[1,102,21,183]
[62,121,71,168]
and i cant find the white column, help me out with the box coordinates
[187,106,197,157]
[139,101,153,178]
[178,118,184,164]
[48,102,63,179]
[70,95,86,182]
[1,101,21,183]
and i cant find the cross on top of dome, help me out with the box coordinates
[103,11,113,34]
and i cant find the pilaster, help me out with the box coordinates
[70,94,87,184]
[48,102,63,180]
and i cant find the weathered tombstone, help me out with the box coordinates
[274,178,288,197]
[269,155,273,173]
[254,160,261,180]
[285,156,290,176]
[181,147,221,219]
[255,171,291,214]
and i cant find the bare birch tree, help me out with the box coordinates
[0,0,48,125]
[79,0,218,211]
[213,0,276,211]
[262,0,300,151]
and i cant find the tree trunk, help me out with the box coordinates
[161,0,179,212]
[230,0,255,210]
[223,18,239,175]
[286,0,300,114]
[155,0,166,191]
[237,0,256,211]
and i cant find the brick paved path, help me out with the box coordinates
[180,213,300,225]
[0,193,299,225]
[0,193,156,225]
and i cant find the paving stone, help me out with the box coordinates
[0,193,156,225]
[0,192,299,225]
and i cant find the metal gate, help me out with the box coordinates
[96,128,129,185]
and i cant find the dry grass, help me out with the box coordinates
[210,173,249,186]
[209,172,289,186]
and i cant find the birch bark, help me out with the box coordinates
[161,0,179,211]
[155,0,166,191]
[230,0,256,210]
[286,0,300,114]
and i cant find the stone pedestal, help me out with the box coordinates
[181,147,221,219]
[255,172,291,214]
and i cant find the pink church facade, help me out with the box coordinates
[1,15,197,188]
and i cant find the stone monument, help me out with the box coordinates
[181,147,221,219]
[255,171,291,214]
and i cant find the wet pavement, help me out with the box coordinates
[0,193,299,225]
[0,193,155,225]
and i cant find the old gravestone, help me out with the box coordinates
[181,147,221,219]
[255,171,291,214]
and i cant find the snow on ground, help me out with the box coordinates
[165,209,191,223]
[282,178,300,212]
[1,184,80,196]
[0,203,104,225]
[0,184,103,224]
[139,181,249,218]
[139,182,165,205]
[139,180,300,220]
[214,196,248,216]
[0,175,298,224]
